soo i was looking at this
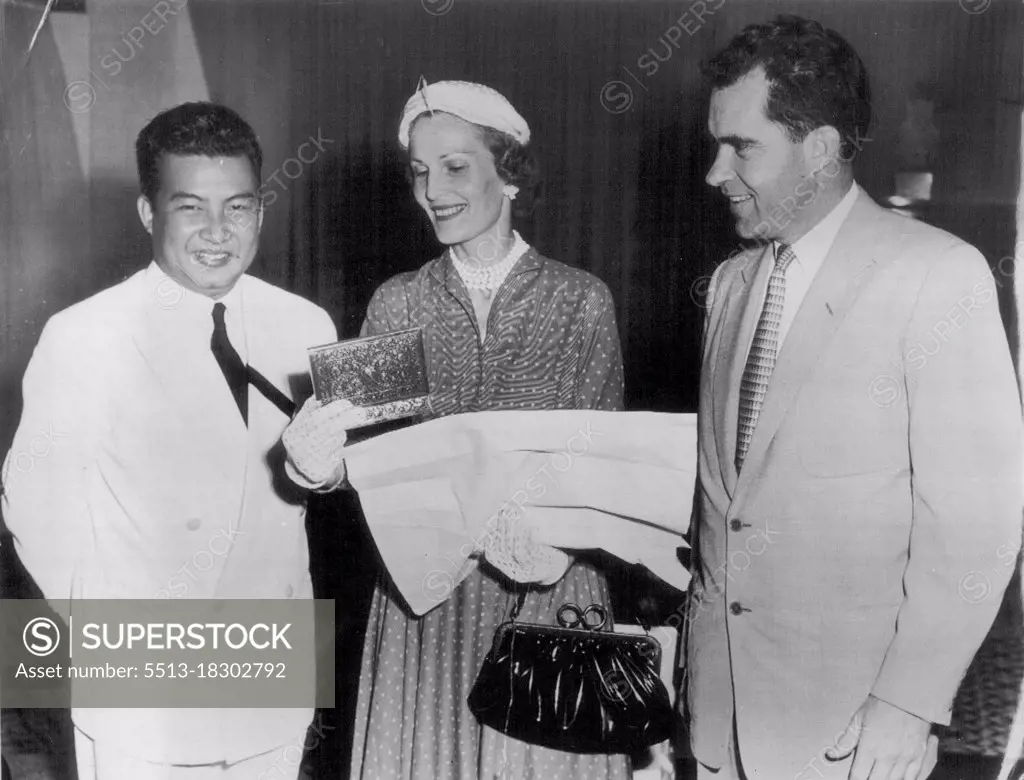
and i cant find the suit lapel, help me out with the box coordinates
[712,244,774,494]
[735,195,886,487]
[129,275,249,486]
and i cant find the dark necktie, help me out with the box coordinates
[211,302,249,425]
[735,243,797,472]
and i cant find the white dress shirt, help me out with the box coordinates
[749,182,860,354]
[174,264,248,366]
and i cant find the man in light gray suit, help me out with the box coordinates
[686,15,1022,780]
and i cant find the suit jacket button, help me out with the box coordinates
[186,518,202,531]
[730,519,743,532]
[729,601,744,616]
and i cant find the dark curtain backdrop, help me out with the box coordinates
[0,1,91,449]
[186,0,1023,414]
[1,0,1021,438]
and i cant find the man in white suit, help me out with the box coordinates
[2,103,337,778]
[686,15,1023,780]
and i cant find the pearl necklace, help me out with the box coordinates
[451,231,529,298]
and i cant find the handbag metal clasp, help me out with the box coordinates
[556,603,607,631]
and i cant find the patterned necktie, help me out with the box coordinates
[211,302,248,425]
[735,243,797,472]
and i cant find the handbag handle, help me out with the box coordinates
[507,594,613,634]
[509,589,527,621]
[556,603,608,631]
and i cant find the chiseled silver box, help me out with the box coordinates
[307,328,430,426]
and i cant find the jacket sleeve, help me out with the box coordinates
[309,305,339,351]
[870,242,1024,724]
[359,281,412,338]
[2,316,100,618]
[575,281,625,412]
[282,304,340,491]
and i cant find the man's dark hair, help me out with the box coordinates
[703,15,871,159]
[136,102,263,202]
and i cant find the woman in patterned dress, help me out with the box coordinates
[284,81,629,780]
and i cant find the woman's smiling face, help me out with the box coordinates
[408,112,507,250]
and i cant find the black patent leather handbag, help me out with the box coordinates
[467,598,674,754]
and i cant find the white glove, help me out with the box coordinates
[479,505,571,586]
[282,397,366,490]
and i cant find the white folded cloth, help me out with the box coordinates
[342,409,697,614]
